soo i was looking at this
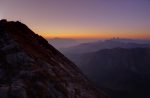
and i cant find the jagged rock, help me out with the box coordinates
[0,19,107,98]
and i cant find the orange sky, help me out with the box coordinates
[1,0,150,39]
[43,33,150,39]
[32,26,150,39]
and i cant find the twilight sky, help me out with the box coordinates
[0,0,150,39]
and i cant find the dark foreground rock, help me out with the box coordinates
[0,19,106,98]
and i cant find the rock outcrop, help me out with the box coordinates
[0,19,106,98]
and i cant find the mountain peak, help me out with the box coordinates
[0,19,23,26]
[0,20,106,98]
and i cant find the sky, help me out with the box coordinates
[0,0,150,39]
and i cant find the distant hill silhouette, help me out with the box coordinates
[66,48,150,98]
[61,38,150,54]
[48,38,99,49]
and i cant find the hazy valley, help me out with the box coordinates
[50,38,150,98]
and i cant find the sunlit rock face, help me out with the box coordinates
[0,19,106,98]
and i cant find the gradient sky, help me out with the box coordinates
[0,0,150,39]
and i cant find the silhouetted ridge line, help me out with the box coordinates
[0,19,106,98]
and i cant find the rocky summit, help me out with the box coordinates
[0,19,106,98]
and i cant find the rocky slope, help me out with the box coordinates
[0,19,106,98]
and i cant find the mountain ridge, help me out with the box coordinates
[66,47,150,98]
[60,38,150,54]
[0,19,106,98]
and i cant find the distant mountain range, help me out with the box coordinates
[106,38,150,44]
[60,38,150,54]
[47,38,99,49]
[66,48,150,98]
[58,39,150,98]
